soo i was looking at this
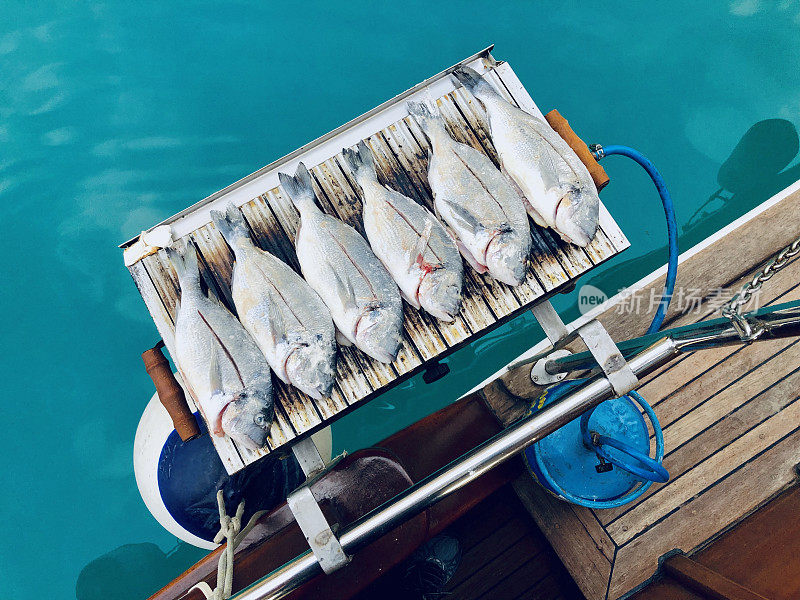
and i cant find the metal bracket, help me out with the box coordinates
[286,485,350,574]
[576,320,638,396]
[530,301,570,344]
[291,437,327,478]
[529,300,638,397]
[531,349,571,385]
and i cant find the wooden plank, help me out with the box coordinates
[663,554,769,600]
[608,397,800,545]
[448,531,547,600]
[512,475,613,600]
[608,423,800,598]
[696,486,800,600]
[600,345,800,525]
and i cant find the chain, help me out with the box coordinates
[722,235,800,340]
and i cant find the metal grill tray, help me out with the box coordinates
[121,47,628,473]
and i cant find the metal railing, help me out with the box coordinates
[230,301,800,600]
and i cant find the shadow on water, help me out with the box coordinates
[587,118,800,300]
[76,541,207,600]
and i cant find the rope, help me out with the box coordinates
[189,490,267,600]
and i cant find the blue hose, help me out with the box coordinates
[594,144,679,333]
[531,144,679,508]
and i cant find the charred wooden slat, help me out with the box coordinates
[129,261,176,355]
[188,225,237,311]
[240,196,301,271]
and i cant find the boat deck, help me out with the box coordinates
[120,47,627,473]
[354,484,584,600]
[481,184,800,599]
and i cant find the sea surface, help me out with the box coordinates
[3,2,800,598]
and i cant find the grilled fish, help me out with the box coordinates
[166,243,273,449]
[342,141,464,321]
[278,163,404,363]
[407,100,531,286]
[453,66,599,247]
[211,203,337,400]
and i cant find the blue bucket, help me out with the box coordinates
[523,380,669,509]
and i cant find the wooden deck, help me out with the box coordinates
[353,485,585,600]
[634,485,800,599]
[120,48,627,473]
[481,183,800,599]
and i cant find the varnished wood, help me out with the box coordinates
[353,485,585,600]
[662,555,769,600]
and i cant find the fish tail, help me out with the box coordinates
[211,202,252,249]
[342,140,377,183]
[452,66,498,99]
[406,100,442,134]
[166,242,201,287]
[278,163,319,215]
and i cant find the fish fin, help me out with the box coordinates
[407,100,441,134]
[521,196,548,228]
[335,326,353,347]
[451,66,498,99]
[211,203,252,248]
[341,140,377,182]
[443,200,482,235]
[409,220,435,270]
[165,243,200,287]
[448,228,488,275]
[174,297,181,316]
[399,286,421,309]
[278,163,319,214]
[265,302,287,348]
[208,338,224,397]
[330,265,356,306]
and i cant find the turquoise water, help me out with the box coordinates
[3,2,800,598]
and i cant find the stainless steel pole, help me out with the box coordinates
[232,337,679,600]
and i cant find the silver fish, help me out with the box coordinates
[341,141,464,321]
[453,66,599,247]
[278,163,404,363]
[166,243,273,449]
[407,100,531,286]
[211,203,337,400]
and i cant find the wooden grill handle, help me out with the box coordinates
[545,109,610,192]
[142,342,201,442]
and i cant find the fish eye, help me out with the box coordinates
[254,413,267,426]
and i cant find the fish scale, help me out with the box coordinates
[166,243,274,450]
[279,163,404,364]
[407,100,532,287]
[211,203,337,401]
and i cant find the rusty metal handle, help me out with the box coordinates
[545,109,610,192]
[142,341,201,442]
